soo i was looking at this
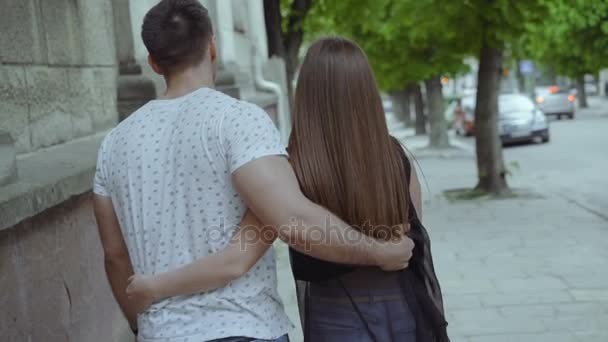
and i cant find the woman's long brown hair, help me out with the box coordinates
[288,37,409,240]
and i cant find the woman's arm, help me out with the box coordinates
[126,210,276,312]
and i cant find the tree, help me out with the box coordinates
[521,0,608,109]
[302,0,427,132]
[411,84,426,135]
[425,77,449,147]
[456,0,548,194]
[390,89,412,125]
[389,0,473,149]
[263,0,314,106]
[304,0,471,143]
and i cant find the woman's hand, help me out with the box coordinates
[126,274,160,313]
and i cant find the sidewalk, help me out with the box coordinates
[580,96,608,118]
[417,156,608,342]
[385,111,474,160]
[275,157,608,341]
[383,103,608,341]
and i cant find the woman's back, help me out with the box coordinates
[288,37,410,241]
[288,37,449,342]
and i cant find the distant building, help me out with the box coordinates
[0,0,288,340]
[600,69,608,97]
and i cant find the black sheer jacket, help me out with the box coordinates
[290,137,450,342]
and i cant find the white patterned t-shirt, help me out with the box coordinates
[93,87,291,341]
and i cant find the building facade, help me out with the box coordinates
[0,0,288,340]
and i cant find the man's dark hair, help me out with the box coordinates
[141,0,213,72]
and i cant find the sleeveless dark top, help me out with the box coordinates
[289,137,450,342]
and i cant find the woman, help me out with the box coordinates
[287,37,448,342]
[127,37,448,341]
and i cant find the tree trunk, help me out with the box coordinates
[576,75,588,108]
[547,67,557,85]
[263,0,285,58]
[424,76,450,148]
[515,61,525,93]
[474,44,508,194]
[411,84,426,135]
[263,0,312,109]
[284,0,313,108]
[389,89,412,125]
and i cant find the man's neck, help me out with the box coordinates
[163,66,214,99]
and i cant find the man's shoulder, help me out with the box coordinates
[216,93,266,118]
[99,102,155,152]
[220,96,274,128]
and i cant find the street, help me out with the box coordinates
[410,97,608,341]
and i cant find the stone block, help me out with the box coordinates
[570,289,608,301]
[0,65,31,152]
[25,66,73,149]
[1,194,127,340]
[0,0,46,64]
[67,69,97,138]
[478,290,573,307]
[92,67,119,130]
[39,0,83,65]
[493,276,568,292]
[0,131,18,186]
[0,232,29,341]
[449,307,546,336]
[29,105,74,150]
[117,73,157,120]
[467,332,578,342]
[76,0,117,66]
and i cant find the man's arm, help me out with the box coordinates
[233,156,414,270]
[93,194,138,330]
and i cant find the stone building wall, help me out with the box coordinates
[0,1,288,341]
[0,1,126,341]
[0,0,118,154]
[0,193,129,341]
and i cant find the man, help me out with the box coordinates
[93,1,414,341]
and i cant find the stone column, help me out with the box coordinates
[112,0,156,120]
[207,0,243,99]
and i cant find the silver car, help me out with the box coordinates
[534,86,575,119]
[499,94,550,144]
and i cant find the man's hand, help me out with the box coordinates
[375,235,415,271]
[233,155,413,268]
[126,274,159,313]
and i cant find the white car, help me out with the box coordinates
[499,94,550,144]
[585,82,598,95]
[535,86,575,119]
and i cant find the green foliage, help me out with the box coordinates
[300,0,472,91]
[297,0,550,92]
[520,0,608,77]
[291,0,606,92]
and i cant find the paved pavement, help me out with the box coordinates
[383,96,608,341]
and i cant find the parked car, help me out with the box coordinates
[499,94,550,144]
[453,95,476,136]
[534,86,575,119]
[585,82,598,95]
[453,94,550,144]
